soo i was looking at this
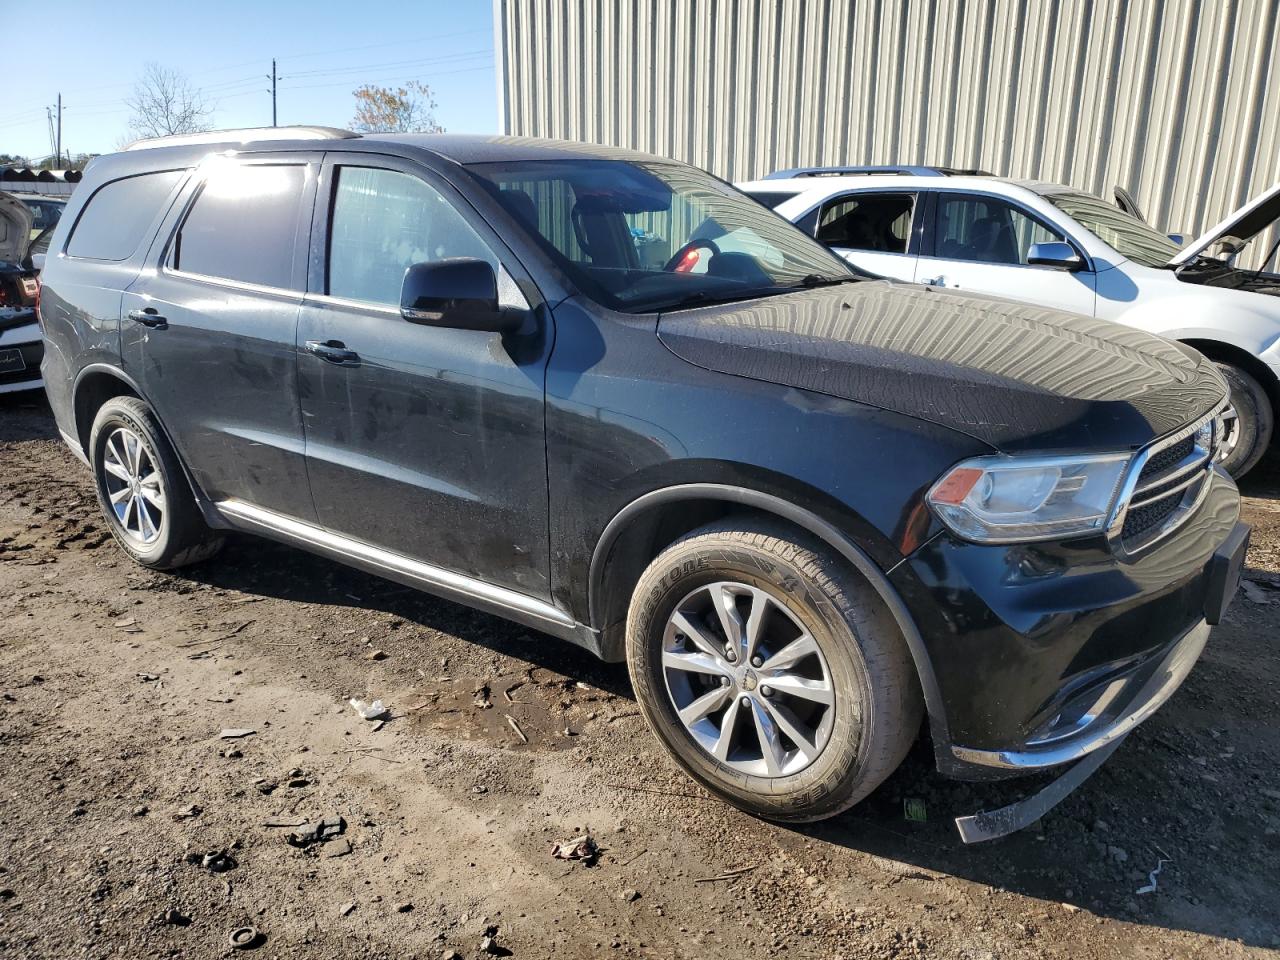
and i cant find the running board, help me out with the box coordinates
[214,499,598,650]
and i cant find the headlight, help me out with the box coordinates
[927,452,1132,543]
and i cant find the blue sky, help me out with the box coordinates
[1,0,499,161]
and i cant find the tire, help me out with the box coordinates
[625,518,923,822]
[88,396,223,570]
[1215,363,1273,479]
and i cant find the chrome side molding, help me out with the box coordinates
[214,499,578,635]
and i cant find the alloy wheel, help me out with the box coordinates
[661,581,836,777]
[101,426,166,545]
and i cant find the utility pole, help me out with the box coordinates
[267,60,278,127]
[55,94,63,167]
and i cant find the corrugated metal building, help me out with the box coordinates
[493,0,1280,241]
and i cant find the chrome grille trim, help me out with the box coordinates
[1106,399,1228,557]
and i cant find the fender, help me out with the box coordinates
[588,482,951,755]
[69,362,227,529]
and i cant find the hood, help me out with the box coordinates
[657,281,1228,453]
[1170,182,1280,266]
[0,192,34,264]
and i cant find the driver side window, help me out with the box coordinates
[934,194,1063,265]
[328,166,498,306]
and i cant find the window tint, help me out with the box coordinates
[328,166,497,305]
[173,163,306,289]
[67,171,183,261]
[816,193,916,253]
[935,195,1063,265]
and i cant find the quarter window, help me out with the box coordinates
[935,195,1064,265]
[66,171,184,261]
[328,166,497,306]
[815,193,916,253]
[171,163,307,289]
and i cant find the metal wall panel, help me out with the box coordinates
[495,0,1280,250]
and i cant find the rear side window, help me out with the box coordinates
[745,191,798,211]
[66,171,184,261]
[816,192,916,253]
[172,163,307,289]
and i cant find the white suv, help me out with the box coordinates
[738,166,1280,477]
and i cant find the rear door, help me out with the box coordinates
[120,154,318,520]
[918,191,1097,315]
[295,154,552,598]
[808,190,920,281]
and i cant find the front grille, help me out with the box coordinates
[1115,405,1223,552]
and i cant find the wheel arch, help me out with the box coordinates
[71,363,223,527]
[1181,338,1280,414]
[588,483,950,749]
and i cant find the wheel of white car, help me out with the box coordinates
[1214,363,1273,479]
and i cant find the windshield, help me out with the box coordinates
[1044,190,1181,267]
[467,159,854,312]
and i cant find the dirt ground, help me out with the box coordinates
[0,391,1278,960]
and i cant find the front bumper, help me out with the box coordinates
[891,467,1244,780]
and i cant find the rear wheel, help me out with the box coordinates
[89,397,223,569]
[1215,363,1273,479]
[625,519,922,822]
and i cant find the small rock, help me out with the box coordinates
[620,888,640,903]
[1107,846,1129,864]
[326,838,353,858]
[397,902,414,913]
[174,804,203,820]
[365,649,388,661]
[219,728,256,740]
[339,901,357,917]
[132,805,149,817]
[1061,902,1081,914]
[163,908,191,926]
[441,950,462,960]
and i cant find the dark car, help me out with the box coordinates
[0,191,43,393]
[36,129,1248,839]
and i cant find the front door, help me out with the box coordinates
[296,156,553,599]
[916,192,1097,315]
[121,155,318,521]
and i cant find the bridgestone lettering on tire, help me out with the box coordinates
[625,518,923,822]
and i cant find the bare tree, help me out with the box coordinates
[350,81,444,134]
[125,63,212,141]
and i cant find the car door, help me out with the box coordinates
[917,191,1097,315]
[809,190,920,281]
[295,155,553,599]
[120,154,318,520]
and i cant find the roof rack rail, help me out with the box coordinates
[124,126,361,151]
[763,164,992,179]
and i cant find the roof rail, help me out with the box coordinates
[124,126,361,151]
[763,164,992,179]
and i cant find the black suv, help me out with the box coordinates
[38,129,1248,838]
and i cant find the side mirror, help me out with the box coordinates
[1027,241,1084,271]
[399,259,517,333]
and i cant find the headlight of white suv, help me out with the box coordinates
[927,452,1133,543]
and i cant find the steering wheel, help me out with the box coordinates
[664,238,721,272]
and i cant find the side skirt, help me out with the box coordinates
[215,499,604,656]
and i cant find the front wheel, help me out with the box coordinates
[1215,363,1273,479]
[625,519,922,822]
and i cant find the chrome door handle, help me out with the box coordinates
[305,340,360,365]
[127,308,167,329]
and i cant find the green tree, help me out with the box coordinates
[350,81,444,134]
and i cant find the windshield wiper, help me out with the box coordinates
[797,273,861,288]
[640,287,787,313]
